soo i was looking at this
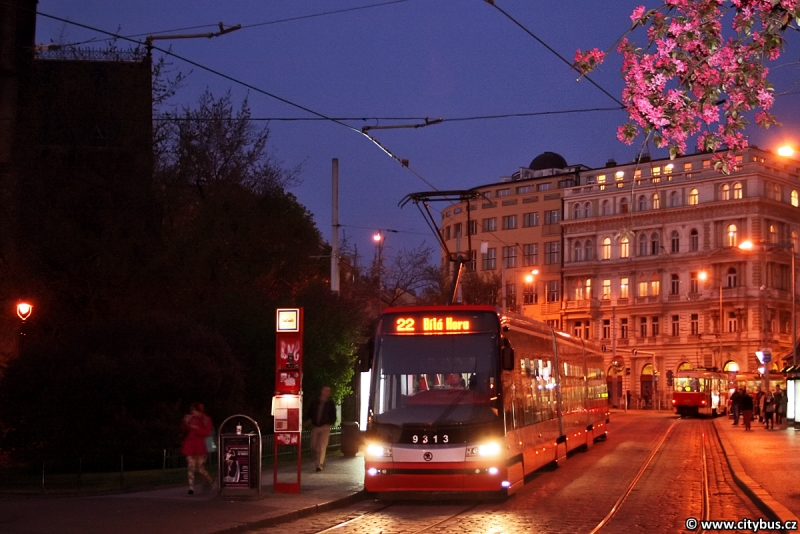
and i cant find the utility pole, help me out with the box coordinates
[331,159,339,294]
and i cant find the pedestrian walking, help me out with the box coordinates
[776,385,788,426]
[762,391,775,430]
[740,389,754,431]
[306,386,336,472]
[729,387,742,425]
[755,387,765,422]
[181,402,214,495]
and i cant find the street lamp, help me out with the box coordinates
[16,301,32,356]
[373,232,383,313]
[698,271,723,370]
[739,239,796,422]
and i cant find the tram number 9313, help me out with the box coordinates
[412,434,449,444]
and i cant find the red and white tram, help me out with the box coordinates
[362,305,609,496]
[671,369,729,417]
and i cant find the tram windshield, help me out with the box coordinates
[370,332,499,426]
[674,376,703,392]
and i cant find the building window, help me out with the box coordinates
[482,248,496,270]
[773,183,781,201]
[620,236,630,258]
[545,242,560,264]
[601,200,610,215]
[574,279,584,300]
[573,203,582,219]
[720,184,730,201]
[684,162,693,177]
[602,319,611,339]
[602,279,611,300]
[726,267,737,288]
[690,271,700,293]
[620,198,629,213]
[640,317,647,337]
[584,202,592,218]
[522,212,539,227]
[651,232,660,255]
[547,280,560,302]
[638,276,648,297]
[726,224,738,247]
[497,188,510,197]
[620,318,629,338]
[670,230,680,253]
[651,316,660,337]
[669,191,680,207]
[537,182,552,192]
[523,243,539,266]
[585,239,594,260]
[792,190,799,207]
[574,321,584,338]
[670,274,680,295]
[690,229,699,251]
[545,210,560,225]
[793,230,799,253]
[466,250,476,272]
[444,225,451,240]
[468,220,477,235]
[671,315,680,336]
[733,181,743,199]
[727,311,738,333]
[639,234,649,256]
[638,195,647,211]
[482,218,497,232]
[523,282,537,304]
[506,282,516,308]
[602,238,611,260]
[769,224,778,244]
[597,174,607,190]
[690,313,699,335]
[688,188,699,205]
[573,242,584,263]
[502,215,517,230]
[652,193,660,209]
[620,277,629,299]
[502,246,517,268]
[650,273,660,296]
[516,185,531,194]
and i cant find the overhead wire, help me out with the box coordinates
[483,1,625,108]
[34,8,440,191]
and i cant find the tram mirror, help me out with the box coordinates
[502,345,515,371]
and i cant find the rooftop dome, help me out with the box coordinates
[529,151,568,171]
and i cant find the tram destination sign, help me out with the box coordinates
[380,310,498,334]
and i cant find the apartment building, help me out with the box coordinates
[442,147,800,406]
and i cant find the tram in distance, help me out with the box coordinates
[671,368,729,417]
[361,305,610,496]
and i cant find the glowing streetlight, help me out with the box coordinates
[524,268,539,284]
[373,232,384,313]
[16,302,32,321]
[777,145,794,157]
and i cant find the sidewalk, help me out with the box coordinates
[714,416,800,525]
[0,452,366,534]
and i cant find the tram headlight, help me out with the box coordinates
[467,441,501,457]
[366,443,392,458]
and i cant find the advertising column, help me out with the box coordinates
[272,308,303,493]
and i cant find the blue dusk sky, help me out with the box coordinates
[33,1,800,260]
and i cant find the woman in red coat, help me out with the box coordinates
[181,402,214,494]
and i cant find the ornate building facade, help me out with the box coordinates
[441,147,800,407]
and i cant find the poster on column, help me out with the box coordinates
[275,308,303,395]
[221,436,250,488]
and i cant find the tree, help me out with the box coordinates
[574,0,799,172]
[378,244,440,308]
[460,271,503,306]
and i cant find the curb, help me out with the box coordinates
[209,490,369,534]
[712,419,799,531]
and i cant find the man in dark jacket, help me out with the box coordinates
[307,386,337,471]
[740,388,754,431]
[729,387,742,425]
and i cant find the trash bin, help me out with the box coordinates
[340,422,360,457]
